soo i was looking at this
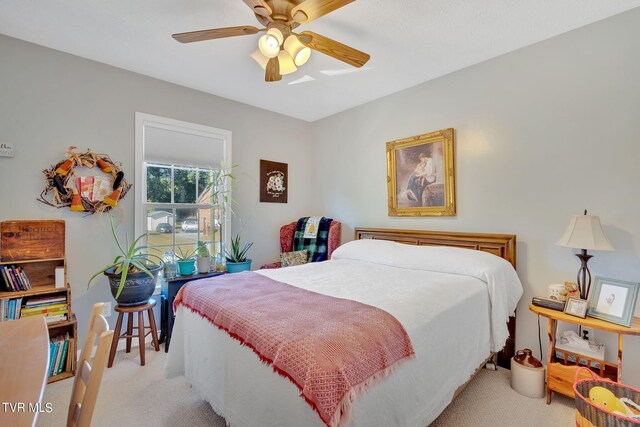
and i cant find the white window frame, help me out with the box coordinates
[134,112,232,255]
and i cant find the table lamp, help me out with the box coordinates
[556,210,613,300]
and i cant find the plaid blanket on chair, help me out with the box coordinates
[293,216,332,262]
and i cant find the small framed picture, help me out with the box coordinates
[587,277,640,327]
[564,297,589,318]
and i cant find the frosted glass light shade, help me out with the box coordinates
[277,51,297,75]
[258,28,283,58]
[556,214,614,251]
[250,49,269,70]
[284,35,311,66]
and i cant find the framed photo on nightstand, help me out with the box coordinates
[564,297,588,318]
[587,277,639,327]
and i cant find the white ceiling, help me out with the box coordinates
[1,0,639,121]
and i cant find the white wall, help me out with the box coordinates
[0,34,314,339]
[310,9,640,386]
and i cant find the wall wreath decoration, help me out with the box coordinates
[37,146,131,215]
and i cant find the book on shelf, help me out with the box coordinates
[45,314,68,324]
[10,265,27,291]
[25,295,66,306]
[0,266,14,292]
[66,337,75,373]
[18,267,32,289]
[21,303,67,316]
[21,308,68,318]
[49,332,70,377]
[1,298,18,321]
[0,297,24,321]
[0,265,33,291]
[48,341,59,377]
[52,339,63,377]
[1,266,17,291]
[57,338,69,375]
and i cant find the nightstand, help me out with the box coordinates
[529,304,640,403]
[160,271,224,352]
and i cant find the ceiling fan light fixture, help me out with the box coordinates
[284,35,311,66]
[250,48,269,70]
[258,35,279,58]
[277,51,297,75]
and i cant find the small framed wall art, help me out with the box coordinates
[386,128,456,216]
[260,159,287,203]
[587,276,639,327]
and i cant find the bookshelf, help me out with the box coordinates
[0,220,77,384]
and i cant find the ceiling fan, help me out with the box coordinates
[172,0,370,82]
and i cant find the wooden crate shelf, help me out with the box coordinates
[1,220,76,384]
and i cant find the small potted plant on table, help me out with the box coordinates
[196,241,211,274]
[89,217,162,306]
[225,234,253,273]
[175,246,196,276]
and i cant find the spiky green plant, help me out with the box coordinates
[175,245,196,261]
[225,233,253,263]
[208,164,237,208]
[89,216,162,299]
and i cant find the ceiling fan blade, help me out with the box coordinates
[242,0,272,18]
[172,26,262,43]
[298,31,370,68]
[265,57,282,82]
[291,0,354,24]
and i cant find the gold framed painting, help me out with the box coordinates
[386,128,456,216]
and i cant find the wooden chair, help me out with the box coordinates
[67,303,114,427]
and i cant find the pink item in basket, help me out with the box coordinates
[174,271,415,427]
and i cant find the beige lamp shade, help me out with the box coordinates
[284,35,311,66]
[556,214,614,251]
[277,51,297,75]
[258,28,283,58]
[250,49,270,70]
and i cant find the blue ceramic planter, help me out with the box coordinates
[226,260,252,273]
[177,259,195,276]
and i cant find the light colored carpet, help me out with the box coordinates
[39,348,575,426]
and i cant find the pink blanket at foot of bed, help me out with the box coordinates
[174,271,415,427]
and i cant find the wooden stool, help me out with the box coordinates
[108,298,159,367]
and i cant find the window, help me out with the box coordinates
[144,163,220,258]
[135,113,232,271]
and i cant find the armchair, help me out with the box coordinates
[261,219,341,269]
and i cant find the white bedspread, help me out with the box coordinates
[166,241,523,427]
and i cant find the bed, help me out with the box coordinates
[165,228,523,427]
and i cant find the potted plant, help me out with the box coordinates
[196,241,211,274]
[175,246,196,276]
[225,233,253,273]
[89,216,162,306]
[208,164,237,271]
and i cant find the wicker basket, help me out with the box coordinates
[574,367,640,427]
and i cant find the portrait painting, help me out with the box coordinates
[386,128,455,216]
[259,159,288,203]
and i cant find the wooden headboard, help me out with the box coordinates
[354,227,517,369]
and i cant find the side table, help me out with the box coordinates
[529,303,640,403]
[160,271,224,352]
